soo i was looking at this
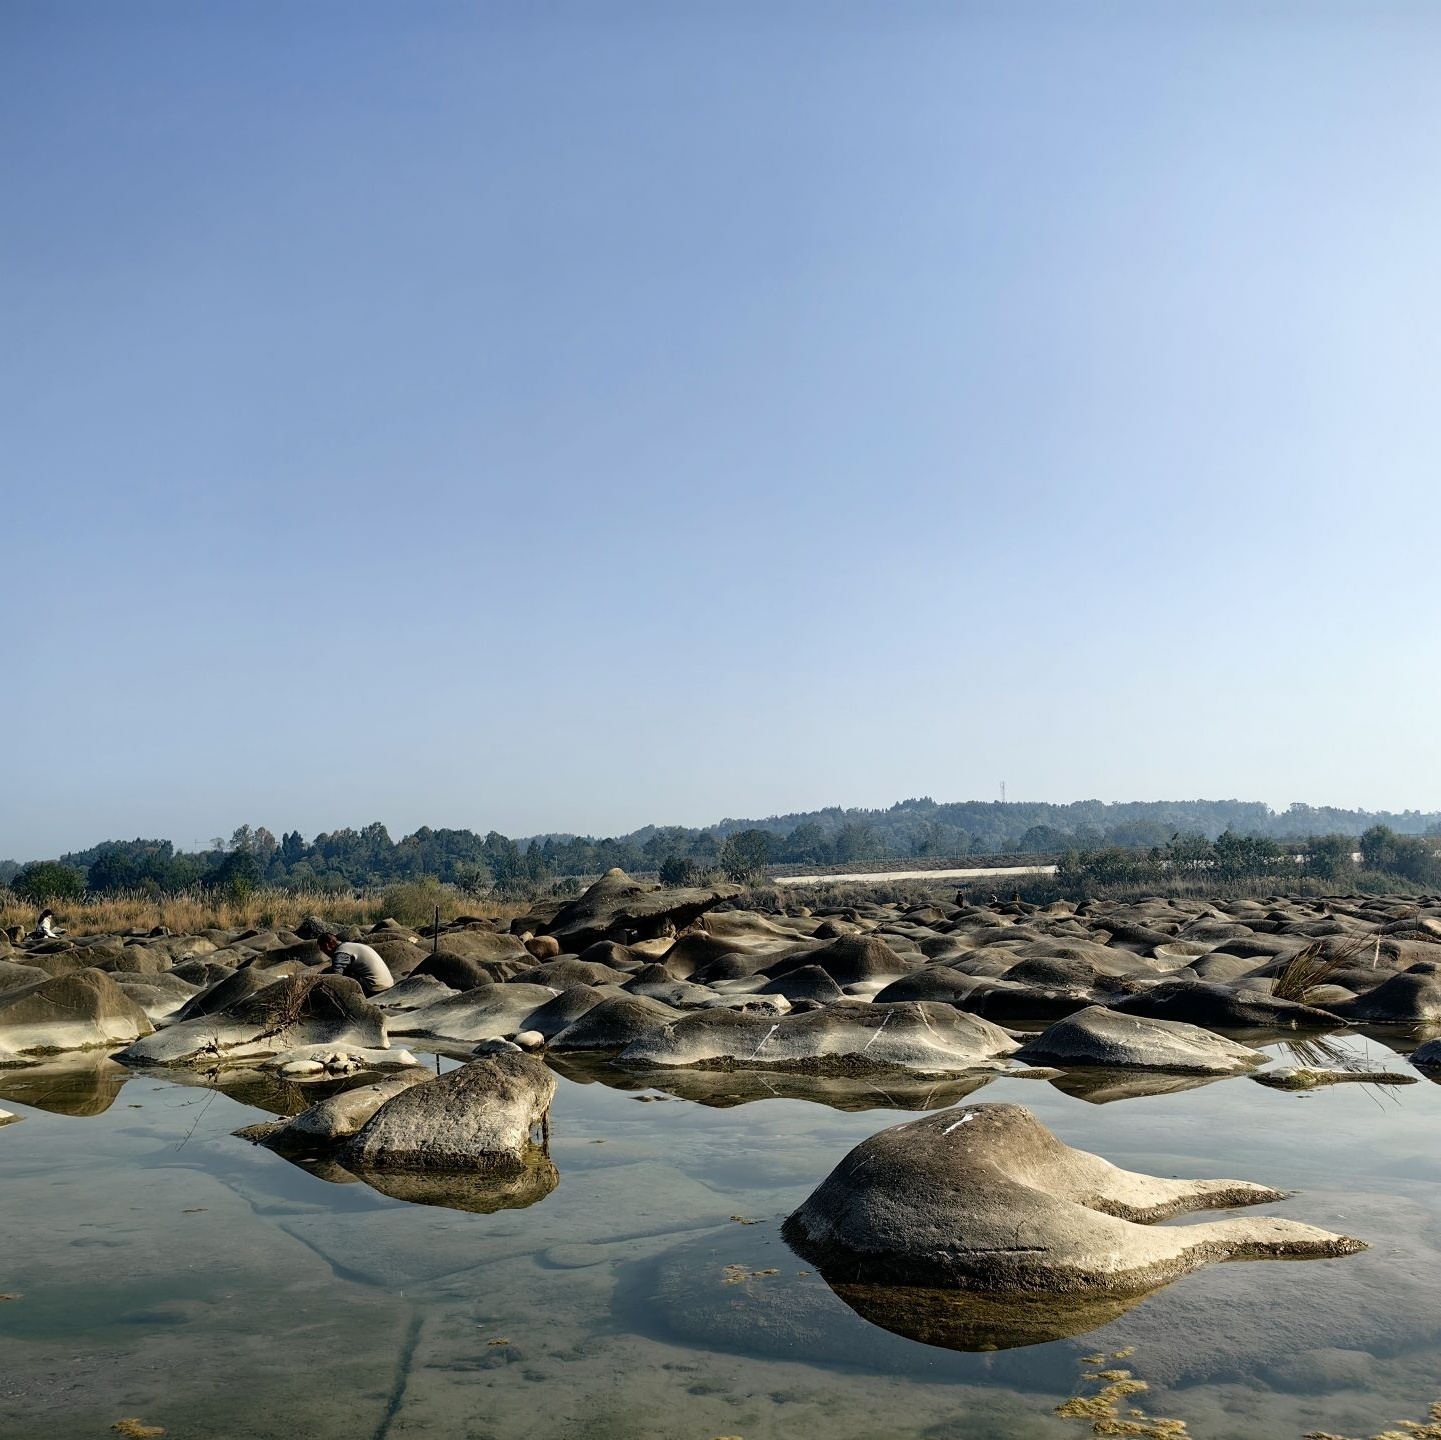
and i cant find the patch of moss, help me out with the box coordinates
[1055,1349,1188,1438]
[1306,1399,1441,1440]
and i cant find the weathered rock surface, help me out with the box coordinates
[239,1071,432,1148]
[0,969,154,1054]
[540,868,741,951]
[390,982,559,1043]
[341,1052,555,1173]
[782,1103,1363,1292]
[618,1001,1018,1074]
[548,994,682,1051]
[1110,980,1343,1029]
[116,974,388,1067]
[1015,1006,1267,1074]
[1332,966,1441,1022]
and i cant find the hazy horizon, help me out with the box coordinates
[7,2,1440,860]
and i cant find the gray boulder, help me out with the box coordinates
[0,969,154,1054]
[541,868,742,951]
[548,994,681,1051]
[1015,1006,1267,1075]
[341,1052,554,1172]
[617,1001,1018,1074]
[1110,980,1343,1030]
[239,1071,432,1149]
[390,983,559,1043]
[783,1103,1363,1292]
[761,935,920,986]
[1333,966,1441,1023]
[116,974,388,1067]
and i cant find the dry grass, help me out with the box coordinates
[1272,929,1379,1002]
[0,883,521,938]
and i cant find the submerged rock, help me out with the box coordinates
[1252,1066,1418,1090]
[782,1103,1363,1293]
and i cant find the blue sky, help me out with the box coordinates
[4,1,1440,858]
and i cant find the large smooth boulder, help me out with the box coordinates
[783,1103,1363,1293]
[389,983,558,1043]
[116,974,388,1067]
[540,869,741,951]
[410,950,528,989]
[512,957,631,989]
[520,984,611,1040]
[0,960,52,993]
[239,1071,433,1149]
[1109,980,1343,1030]
[872,967,988,1005]
[174,966,275,1022]
[618,1001,1018,1075]
[0,969,153,1054]
[341,1052,554,1173]
[1332,966,1441,1022]
[115,971,201,1021]
[425,928,529,964]
[1015,1006,1268,1075]
[547,994,681,1051]
[761,935,920,986]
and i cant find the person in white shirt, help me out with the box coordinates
[315,932,394,996]
[31,908,65,941]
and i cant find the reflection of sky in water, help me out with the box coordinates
[1,1033,1440,1439]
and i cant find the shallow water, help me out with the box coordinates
[3,1036,1441,1440]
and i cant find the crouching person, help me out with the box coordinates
[315,931,394,996]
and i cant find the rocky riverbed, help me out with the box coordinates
[5,874,1441,1438]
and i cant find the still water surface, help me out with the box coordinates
[3,1036,1440,1440]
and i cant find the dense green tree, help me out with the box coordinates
[1305,834,1356,882]
[659,855,702,887]
[12,861,85,904]
[720,829,772,884]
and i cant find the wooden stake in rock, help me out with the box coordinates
[433,904,439,955]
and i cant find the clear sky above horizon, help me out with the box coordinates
[5,1,1440,859]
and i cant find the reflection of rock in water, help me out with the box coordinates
[546,1052,995,1112]
[349,1149,559,1214]
[1046,1068,1230,1106]
[260,1143,559,1213]
[161,1064,367,1117]
[825,1277,1149,1351]
[0,1055,130,1116]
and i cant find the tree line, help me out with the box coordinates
[1056,825,1441,895]
[6,799,1441,905]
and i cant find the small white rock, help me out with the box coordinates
[279,1060,326,1077]
[512,1030,545,1050]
